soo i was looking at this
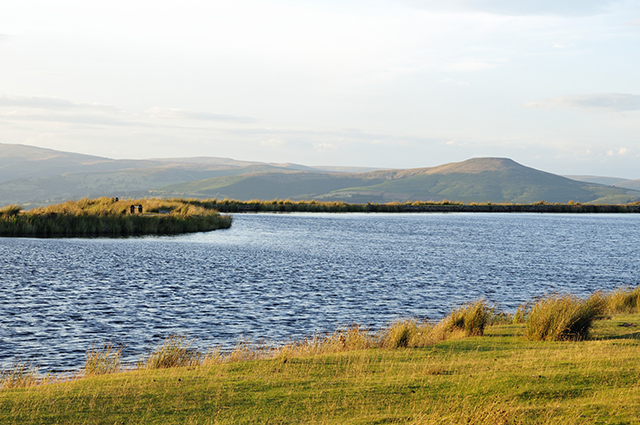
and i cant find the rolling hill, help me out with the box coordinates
[153,158,640,204]
[1,143,639,206]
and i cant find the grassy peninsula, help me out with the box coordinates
[0,198,232,237]
[3,288,640,424]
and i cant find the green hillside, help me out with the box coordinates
[155,158,640,204]
[1,143,639,206]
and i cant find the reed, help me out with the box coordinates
[177,198,640,214]
[601,285,640,314]
[84,343,123,376]
[0,204,21,217]
[0,361,43,390]
[140,335,202,369]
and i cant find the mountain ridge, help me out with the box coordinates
[1,143,639,206]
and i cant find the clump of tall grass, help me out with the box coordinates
[440,299,490,336]
[380,319,448,348]
[0,361,44,389]
[379,300,491,349]
[525,293,605,341]
[0,204,21,217]
[85,343,123,376]
[602,285,640,314]
[203,326,376,366]
[140,335,202,369]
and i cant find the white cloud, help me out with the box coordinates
[525,94,640,112]
[607,147,628,156]
[147,107,255,123]
[399,0,618,16]
[314,143,337,153]
[260,138,287,149]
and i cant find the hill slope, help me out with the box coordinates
[155,158,640,204]
[1,144,638,205]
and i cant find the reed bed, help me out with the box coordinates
[177,197,640,214]
[0,197,232,237]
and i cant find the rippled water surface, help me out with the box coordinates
[1,213,639,371]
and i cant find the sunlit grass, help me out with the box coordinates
[0,197,232,237]
[84,343,123,376]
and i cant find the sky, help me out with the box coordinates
[1,0,639,178]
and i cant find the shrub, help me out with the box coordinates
[525,294,605,341]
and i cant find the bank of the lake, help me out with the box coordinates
[182,198,640,214]
[2,312,640,424]
[0,198,232,237]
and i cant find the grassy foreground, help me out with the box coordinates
[0,198,232,237]
[2,312,640,423]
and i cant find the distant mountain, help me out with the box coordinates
[0,143,328,205]
[154,158,640,204]
[614,179,640,191]
[564,175,630,186]
[1,143,638,206]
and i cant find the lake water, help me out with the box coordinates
[1,213,639,372]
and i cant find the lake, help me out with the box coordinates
[1,213,639,372]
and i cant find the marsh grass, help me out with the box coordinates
[0,361,44,390]
[602,285,640,314]
[440,299,490,336]
[0,204,21,217]
[140,335,202,369]
[0,197,231,237]
[84,343,123,376]
[178,197,640,214]
[525,293,605,341]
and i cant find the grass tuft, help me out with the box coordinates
[525,293,605,341]
[440,299,490,336]
[602,285,640,314]
[85,343,123,376]
[0,204,21,217]
[0,361,43,389]
[141,335,202,369]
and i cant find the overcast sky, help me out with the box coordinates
[1,0,639,177]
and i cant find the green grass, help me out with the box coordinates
[0,197,232,237]
[2,316,640,424]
